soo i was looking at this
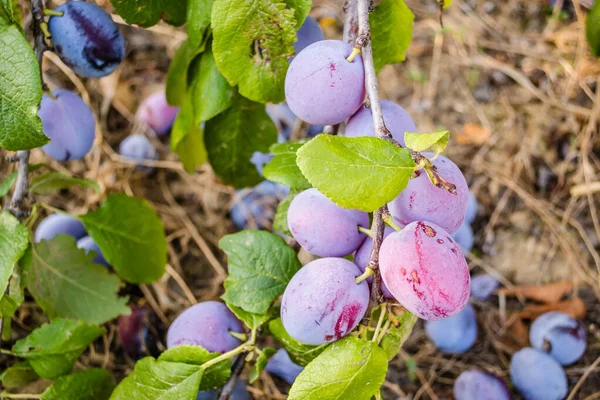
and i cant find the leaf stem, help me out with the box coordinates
[371,304,386,342]
[0,349,16,356]
[357,226,373,238]
[1,393,41,399]
[200,343,252,371]
[43,9,63,17]
[355,267,374,284]
[38,203,71,216]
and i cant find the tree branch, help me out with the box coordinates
[217,351,247,400]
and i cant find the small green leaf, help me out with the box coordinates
[80,194,167,284]
[12,319,104,379]
[379,311,417,360]
[220,230,301,315]
[109,0,187,27]
[205,96,277,188]
[191,48,235,123]
[158,345,231,391]
[370,0,414,72]
[0,211,28,296]
[296,135,416,212]
[25,235,130,324]
[283,0,311,28]
[186,0,213,47]
[268,318,327,366]
[0,171,17,198]
[587,1,600,57]
[404,131,449,154]
[263,141,311,190]
[442,0,453,8]
[171,96,208,173]
[0,361,39,389]
[0,0,22,25]
[249,347,277,384]
[166,40,205,106]
[0,294,17,317]
[273,190,298,236]
[0,21,48,150]
[227,303,272,330]
[289,337,388,400]
[41,368,114,400]
[211,0,297,103]
[29,172,100,195]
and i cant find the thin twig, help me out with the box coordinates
[218,351,248,400]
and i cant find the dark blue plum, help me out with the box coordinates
[48,1,125,78]
[265,349,304,384]
[77,236,109,267]
[35,214,87,243]
[465,192,478,224]
[266,103,296,141]
[529,312,586,366]
[453,370,510,400]
[38,89,96,161]
[250,151,273,176]
[229,181,289,230]
[196,380,249,400]
[452,222,474,256]
[118,134,158,173]
[510,347,567,400]
[424,304,477,353]
[293,16,325,55]
[470,274,499,301]
[353,226,395,299]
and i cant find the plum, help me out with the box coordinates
[529,312,586,366]
[353,226,395,299]
[118,134,158,173]
[510,347,567,400]
[265,348,304,384]
[453,370,511,400]
[424,304,477,353]
[196,380,249,400]
[345,101,417,146]
[470,274,499,301]
[229,181,289,230]
[135,92,179,136]
[293,16,325,55]
[35,214,86,243]
[452,222,474,255]
[77,236,109,267]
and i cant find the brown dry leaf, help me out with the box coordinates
[504,316,530,348]
[498,280,573,303]
[519,297,586,320]
[456,123,491,145]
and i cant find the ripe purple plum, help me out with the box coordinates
[118,134,158,172]
[388,153,469,234]
[465,191,478,224]
[38,89,95,161]
[135,92,179,136]
[379,221,470,320]
[510,347,567,400]
[293,16,325,55]
[285,40,365,125]
[34,214,87,243]
[287,188,369,257]
[265,349,304,384]
[453,370,511,400]
[345,101,417,146]
[196,380,249,400]
[166,301,244,353]
[77,236,109,267]
[424,304,477,353]
[529,312,586,366]
[470,274,499,301]
[281,258,369,345]
[48,1,125,78]
[452,222,474,255]
[229,181,289,230]
[117,305,163,359]
[353,226,395,299]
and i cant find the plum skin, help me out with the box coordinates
[452,222,474,255]
[529,311,587,366]
[265,348,304,384]
[35,214,87,243]
[424,304,477,353]
[453,370,511,400]
[287,188,369,257]
[166,301,244,354]
[285,40,365,125]
[281,257,370,345]
[510,347,567,400]
[77,236,109,267]
[135,92,179,136]
[293,16,325,55]
[48,1,125,78]
[345,101,417,146]
[379,221,470,320]
[388,153,469,234]
[38,89,95,161]
[470,274,499,301]
[118,134,158,173]
[353,226,395,299]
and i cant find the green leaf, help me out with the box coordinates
[442,0,453,8]
[273,191,296,236]
[587,1,600,57]
[24,235,130,324]
[220,230,301,314]
[268,318,327,366]
[263,141,311,190]
[41,368,114,400]
[211,0,297,103]
[0,171,17,198]
[0,0,21,25]
[171,96,208,173]
[166,40,205,106]
[283,0,311,28]
[0,21,49,150]
[289,337,388,400]
[186,0,213,48]
[158,345,231,391]
[205,96,277,188]
[249,347,277,384]
[380,311,417,360]
[80,194,167,284]
[370,0,414,72]
[0,211,28,296]
[0,361,39,389]
[29,172,100,195]
[109,0,187,27]
[227,303,272,330]
[296,135,416,212]
[191,48,235,123]
[12,319,104,379]
[0,294,17,317]
[404,131,449,154]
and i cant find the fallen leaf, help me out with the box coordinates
[518,297,586,320]
[498,280,573,304]
[456,123,491,145]
[502,315,530,348]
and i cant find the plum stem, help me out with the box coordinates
[371,304,386,341]
[345,47,361,62]
[355,267,374,284]
[358,225,373,238]
[1,394,42,399]
[383,214,402,232]
[43,9,63,17]
[217,349,247,400]
[229,331,248,341]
